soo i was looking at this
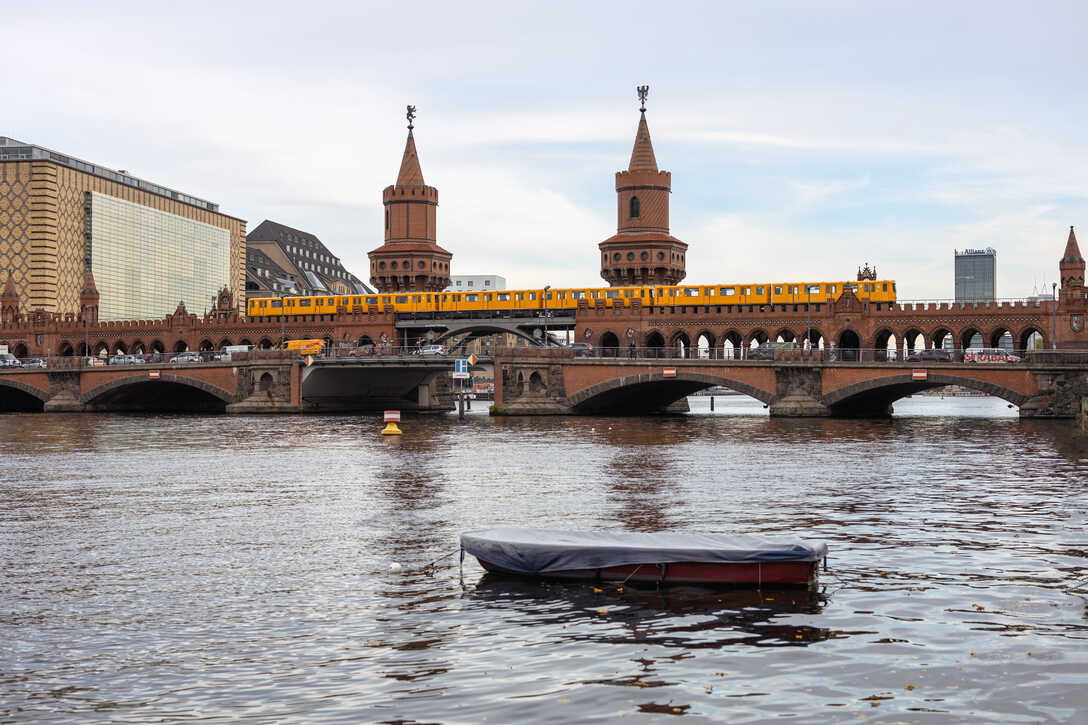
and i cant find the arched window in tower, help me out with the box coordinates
[630,196,641,218]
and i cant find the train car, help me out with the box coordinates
[244,278,897,319]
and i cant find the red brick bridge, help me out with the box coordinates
[492,348,1088,418]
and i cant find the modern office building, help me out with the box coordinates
[245,220,371,298]
[954,247,997,302]
[0,136,246,320]
[444,274,507,292]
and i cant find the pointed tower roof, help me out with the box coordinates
[2,270,15,297]
[1062,225,1083,264]
[81,267,98,295]
[628,110,659,173]
[396,129,425,186]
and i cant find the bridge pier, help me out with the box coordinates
[1018,370,1088,418]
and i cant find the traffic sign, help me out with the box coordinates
[663,367,677,377]
[384,410,401,422]
[467,353,478,366]
[148,370,160,379]
[912,369,927,381]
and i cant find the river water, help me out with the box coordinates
[2,397,1087,723]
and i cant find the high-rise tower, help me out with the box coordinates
[599,86,687,286]
[368,106,452,292]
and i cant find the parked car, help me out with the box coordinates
[906,348,952,362]
[108,354,129,365]
[568,342,594,357]
[0,352,22,368]
[415,344,447,356]
[963,348,1020,363]
[169,352,202,363]
[21,358,47,368]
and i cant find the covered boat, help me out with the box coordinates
[460,527,828,588]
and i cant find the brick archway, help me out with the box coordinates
[81,374,234,405]
[822,373,1028,409]
[0,377,51,403]
[567,370,774,410]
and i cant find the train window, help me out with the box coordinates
[395,296,408,303]
[756,286,764,294]
[260,300,268,307]
[299,299,311,307]
[413,296,421,302]
[382,297,391,305]
[498,293,510,301]
[484,294,492,301]
[465,294,478,301]
[742,287,751,295]
[326,298,334,305]
[573,291,585,299]
[774,286,782,294]
[721,287,735,296]
[828,285,836,293]
[366,297,377,305]
[605,290,618,298]
[528,292,536,300]
[883,283,888,291]
[685,289,699,297]
[271,300,282,308]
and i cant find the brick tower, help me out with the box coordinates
[1059,225,1085,302]
[369,106,452,292]
[599,86,687,286]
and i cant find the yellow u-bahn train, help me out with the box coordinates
[246,279,896,319]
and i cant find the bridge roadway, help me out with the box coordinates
[0,352,463,414]
[2,348,1085,417]
[492,348,1088,418]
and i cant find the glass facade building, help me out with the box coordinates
[954,249,996,302]
[88,192,230,321]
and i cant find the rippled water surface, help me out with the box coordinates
[2,397,1087,723]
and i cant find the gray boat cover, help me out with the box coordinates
[460,527,828,574]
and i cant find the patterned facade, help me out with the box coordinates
[0,138,245,318]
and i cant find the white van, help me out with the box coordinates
[222,345,252,361]
[963,348,1020,363]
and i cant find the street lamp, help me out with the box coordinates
[543,285,550,347]
[805,284,812,353]
[83,304,93,364]
[280,293,287,349]
[1052,282,1058,350]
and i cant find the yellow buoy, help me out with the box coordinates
[381,422,402,436]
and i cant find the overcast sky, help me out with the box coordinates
[5,0,1086,299]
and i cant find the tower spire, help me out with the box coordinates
[369,105,452,293]
[628,85,658,173]
[599,86,687,287]
[396,105,425,186]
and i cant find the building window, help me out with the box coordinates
[484,280,491,286]
[630,196,640,218]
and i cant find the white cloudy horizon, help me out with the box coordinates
[4,0,1085,300]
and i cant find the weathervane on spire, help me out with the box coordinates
[637,85,649,112]
[406,105,416,131]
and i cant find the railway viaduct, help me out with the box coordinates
[492,347,1088,418]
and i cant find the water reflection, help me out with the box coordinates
[465,574,829,650]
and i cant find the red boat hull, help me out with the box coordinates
[475,558,819,588]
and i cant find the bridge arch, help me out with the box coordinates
[600,330,621,357]
[960,327,983,350]
[1018,326,1046,351]
[721,330,743,359]
[568,371,774,414]
[0,377,50,412]
[822,372,1028,416]
[929,327,954,351]
[987,327,1014,350]
[431,323,539,347]
[774,328,797,343]
[81,373,233,412]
